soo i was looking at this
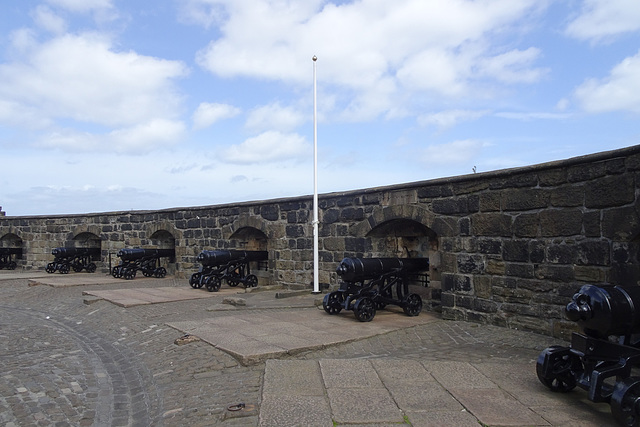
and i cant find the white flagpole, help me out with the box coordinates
[312,55,320,294]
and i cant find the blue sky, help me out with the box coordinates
[1,0,639,216]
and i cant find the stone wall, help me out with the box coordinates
[2,145,640,339]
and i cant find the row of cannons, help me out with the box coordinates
[188,252,430,322]
[43,246,430,322]
[44,247,172,279]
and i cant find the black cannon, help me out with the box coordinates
[0,247,21,270]
[111,248,174,280]
[536,284,640,426]
[46,247,100,274]
[189,250,268,292]
[322,257,429,322]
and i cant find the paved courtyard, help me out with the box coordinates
[0,272,617,426]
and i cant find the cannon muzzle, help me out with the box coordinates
[566,284,640,338]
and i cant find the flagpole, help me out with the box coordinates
[312,55,320,294]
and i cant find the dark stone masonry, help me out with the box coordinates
[2,145,640,340]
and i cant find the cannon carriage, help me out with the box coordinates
[111,248,174,280]
[189,250,268,292]
[46,247,100,274]
[537,284,640,426]
[322,257,429,322]
[0,247,21,270]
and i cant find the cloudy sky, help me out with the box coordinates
[1,0,639,216]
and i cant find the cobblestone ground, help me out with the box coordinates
[0,277,564,426]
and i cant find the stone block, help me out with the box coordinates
[546,244,577,264]
[432,197,468,214]
[534,264,574,282]
[457,254,484,274]
[576,240,610,266]
[602,206,640,240]
[485,259,505,275]
[540,208,582,236]
[513,213,538,237]
[502,188,549,210]
[505,262,534,278]
[503,240,529,262]
[538,168,567,186]
[585,175,635,208]
[471,213,512,237]
[478,192,501,212]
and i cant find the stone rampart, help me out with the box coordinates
[2,145,640,339]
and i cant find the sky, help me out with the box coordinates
[0,0,639,217]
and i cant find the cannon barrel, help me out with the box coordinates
[0,247,22,255]
[196,250,268,266]
[51,247,100,257]
[565,284,640,338]
[117,248,175,260]
[336,257,429,282]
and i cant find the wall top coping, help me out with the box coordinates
[3,144,640,220]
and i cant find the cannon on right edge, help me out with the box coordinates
[0,247,21,270]
[112,248,174,280]
[46,247,100,274]
[536,284,640,426]
[189,250,268,292]
[322,257,429,322]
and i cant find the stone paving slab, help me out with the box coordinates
[83,286,232,307]
[258,359,588,427]
[28,273,134,287]
[168,309,439,365]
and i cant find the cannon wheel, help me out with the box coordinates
[244,274,258,288]
[112,266,122,278]
[190,273,202,289]
[124,268,136,280]
[59,263,70,274]
[142,268,154,277]
[536,346,580,392]
[323,291,344,315]
[354,297,376,322]
[154,267,167,278]
[402,293,423,316]
[7,261,16,270]
[46,262,56,273]
[72,263,84,273]
[611,377,640,427]
[86,263,96,273]
[227,276,240,287]
[205,276,221,292]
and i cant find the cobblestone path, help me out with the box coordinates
[0,276,565,426]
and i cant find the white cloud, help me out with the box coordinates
[46,0,113,13]
[193,102,241,129]
[221,130,310,164]
[32,5,67,34]
[421,139,488,164]
[194,0,546,119]
[418,110,490,129]
[245,102,305,132]
[574,50,640,114]
[37,119,186,153]
[565,0,640,42]
[0,33,189,149]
